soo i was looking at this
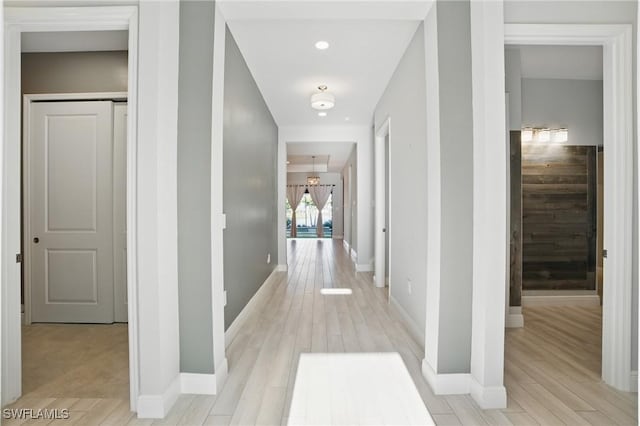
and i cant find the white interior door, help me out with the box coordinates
[113,103,128,322]
[29,101,115,323]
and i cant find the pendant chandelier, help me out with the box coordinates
[307,156,320,185]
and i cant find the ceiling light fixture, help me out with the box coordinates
[311,85,335,110]
[307,156,320,185]
[318,112,327,117]
[315,40,330,50]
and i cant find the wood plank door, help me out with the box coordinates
[113,103,128,322]
[29,101,115,323]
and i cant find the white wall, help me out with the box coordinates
[522,78,603,146]
[374,23,428,336]
[342,147,357,250]
[278,125,373,270]
[505,48,522,131]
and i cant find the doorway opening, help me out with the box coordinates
[3,6,141,413]
[504,25,635,413]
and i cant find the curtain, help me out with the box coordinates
[286,185,306,238]
[308,185,333,238]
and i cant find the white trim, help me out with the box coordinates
[276,264,288,272]
[210,2,228,397]
[343,239,350,252]
[469,0,507,410]
[2,6,142,409]
[390,295,424,348]
[504,23,633,392]
[215,358,228,393]
[137,374,181,419]
[423,2,442,377]
[374,117,390,289]
[469,377,507,411]
[180,373,217,395]
[224,269,285,348]
[21,92,128,326]
[505,306,524,328]
[355,263,373,272]
[350,248,357,263]
[522,294,600,307]
[421,359,470,395]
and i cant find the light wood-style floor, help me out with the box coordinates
[4,239,637,425]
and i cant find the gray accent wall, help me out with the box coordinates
[177,0,215,374]
[505,0,638,371]
[21,51,128,94]
[522,78,603,147]
[374,23,428,337]
[434,0,475,374]
[223,27,278,330]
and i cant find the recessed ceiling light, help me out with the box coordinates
[315,40,330,50]
[318,112,327,117]
[345,117,351,121]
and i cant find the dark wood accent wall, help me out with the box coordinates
[521,144,597,291]
[509,131,522,306]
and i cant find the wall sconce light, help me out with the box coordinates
[521,127,568,143]
[551,128,569,143]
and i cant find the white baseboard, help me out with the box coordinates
[343,240,350,252]
[225,268,284,348]
[216,358,229,392]
[422,360,507,409]
[276,264,287,272]
[631,370,638,392]
[180,373,217,395]
[522,294,600,307]
[506,306,524,328]
[137,374,181,419]
[350,248,357,263]
[422,359,470,395]
[355,263,373,272]
[390,295,425,348]
[469,377,507,409]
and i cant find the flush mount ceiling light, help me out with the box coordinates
[307,156,320,185]
[315,40,330,50]
[311,85,335,110]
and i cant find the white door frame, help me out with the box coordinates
[22,92,128,326]
[504,23,634,391]
[374,117,390,289]
[2,6,141,408]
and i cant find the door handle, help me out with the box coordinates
[382,228,386,233]
[33,237,39,244]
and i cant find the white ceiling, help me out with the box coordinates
[515,45,603,80]
[287,142,355,173]
[22,31,128,53]
[226,19,421,126]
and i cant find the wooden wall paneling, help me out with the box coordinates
[596,148,604,304]
[521,144,595,291]
[586,146,597,291]
[509,131,522,307]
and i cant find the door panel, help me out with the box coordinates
[30,101,114,323]
[113,103,128,322]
